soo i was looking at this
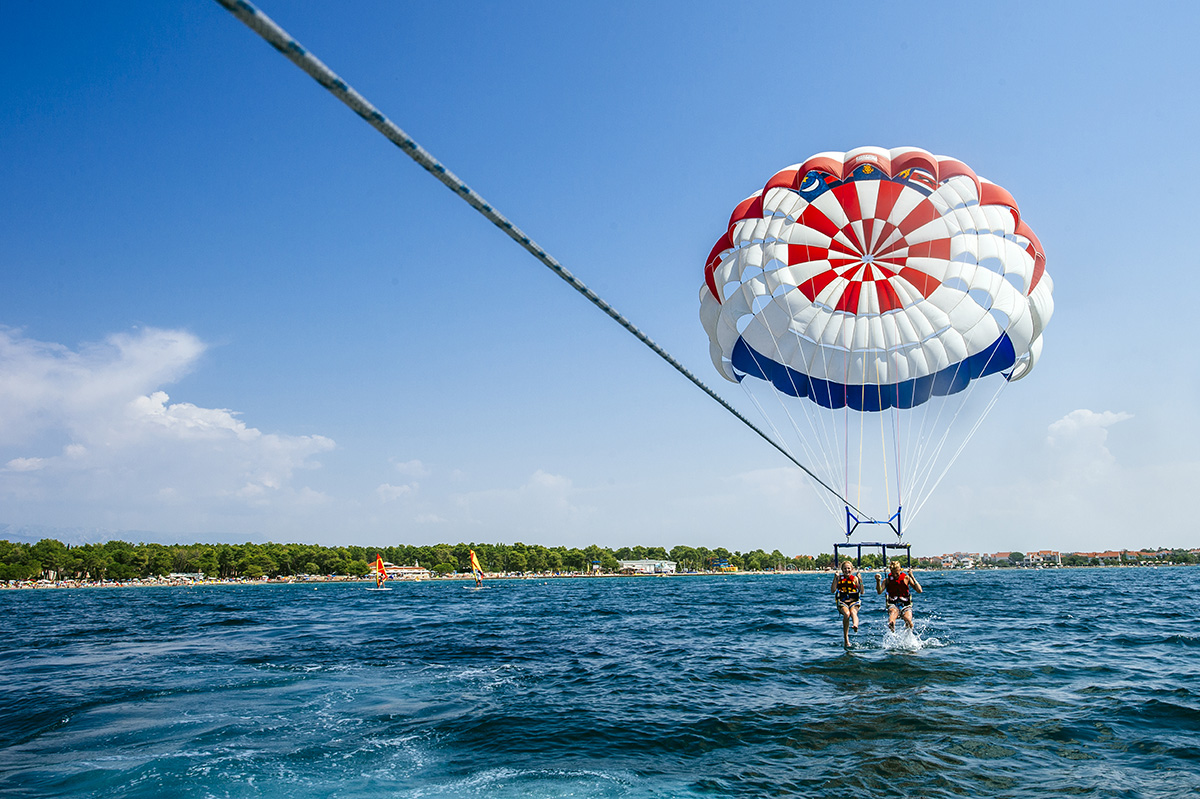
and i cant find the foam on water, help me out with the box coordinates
[880,627,925,651]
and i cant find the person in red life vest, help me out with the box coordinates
[875,560,923,632]
[831,560,863,647]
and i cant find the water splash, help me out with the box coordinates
[880,621,943,652]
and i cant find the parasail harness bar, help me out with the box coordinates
[833,541,911,570]
[212,0,869,519]
[845,505,902,540]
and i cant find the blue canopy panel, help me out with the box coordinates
[730,334,1016,411]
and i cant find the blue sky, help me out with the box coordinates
[2,1,1197,556]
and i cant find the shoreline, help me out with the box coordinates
[3,563,1191,590]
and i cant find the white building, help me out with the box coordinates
[383,562,430,580]
[1023,551,1062,567]
[617,559,676,574]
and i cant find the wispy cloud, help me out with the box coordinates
[376,482,416,502]
[390,459,430,478]
[0,327,334,529]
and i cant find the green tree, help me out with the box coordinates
[144,544,173,577]
[670,546,699,571]
[526,545,548,573]
[583,545,608,571]
[29,539,68,579]
[563,548,585,571]
[506,550,528,574]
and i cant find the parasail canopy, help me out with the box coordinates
[700,146,1054,533]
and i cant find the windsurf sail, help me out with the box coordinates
[373,554,389,588]
[469,549,483,587]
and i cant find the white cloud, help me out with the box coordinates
[1044,408,1133,482]
[527,469,571,492]
[376,482,416,502]
[390,459,430,478]
[0,326,203,445]
[1047,409,1133,445]
[5,457,46,472]
[0,326,335,530]
[909,406,1200,554]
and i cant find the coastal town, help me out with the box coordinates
[930,548,1200,568]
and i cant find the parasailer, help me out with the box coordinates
[832,560,863,647]
[877,561,923,632]
[700,146,1054,540]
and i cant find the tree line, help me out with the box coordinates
[0,538,874,582]
[9,537,1186,582]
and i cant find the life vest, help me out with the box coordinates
[885,572,911,600]
[836,574,860,600]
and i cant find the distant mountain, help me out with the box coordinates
[0,523,261,546]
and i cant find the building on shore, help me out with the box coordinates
[939,552,981,569]
[617,559,676,575]
[167,572,206,582]
[1071,551,1123,563]
[1023,550,1062,567]
[382,562,430,580]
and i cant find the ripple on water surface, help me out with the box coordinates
[1,568,1199,798]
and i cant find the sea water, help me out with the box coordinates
[1,568,1197,798]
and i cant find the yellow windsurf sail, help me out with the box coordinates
[469,549,483,587]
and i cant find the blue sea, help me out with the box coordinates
[2,568,1198,798]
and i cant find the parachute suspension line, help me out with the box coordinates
[741,383,839,520]
[211,0,868,517]
[906,367,952,492]
[747,328,843,518]
[905,361,970,519]
[907,345,979,507]
[871,375,891,523]
[879,402,890,521]
[909,378,1008,523]
[893,401,903,508]
[906,341,1008,527]
[904,189,1011,521]
[907,305,1021,525]
[902,370,937,504]
[842,405,850,505]
[856,404,866,515]
[811,315,846,516]
[793,338,845,502]
[735,348,840,519]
